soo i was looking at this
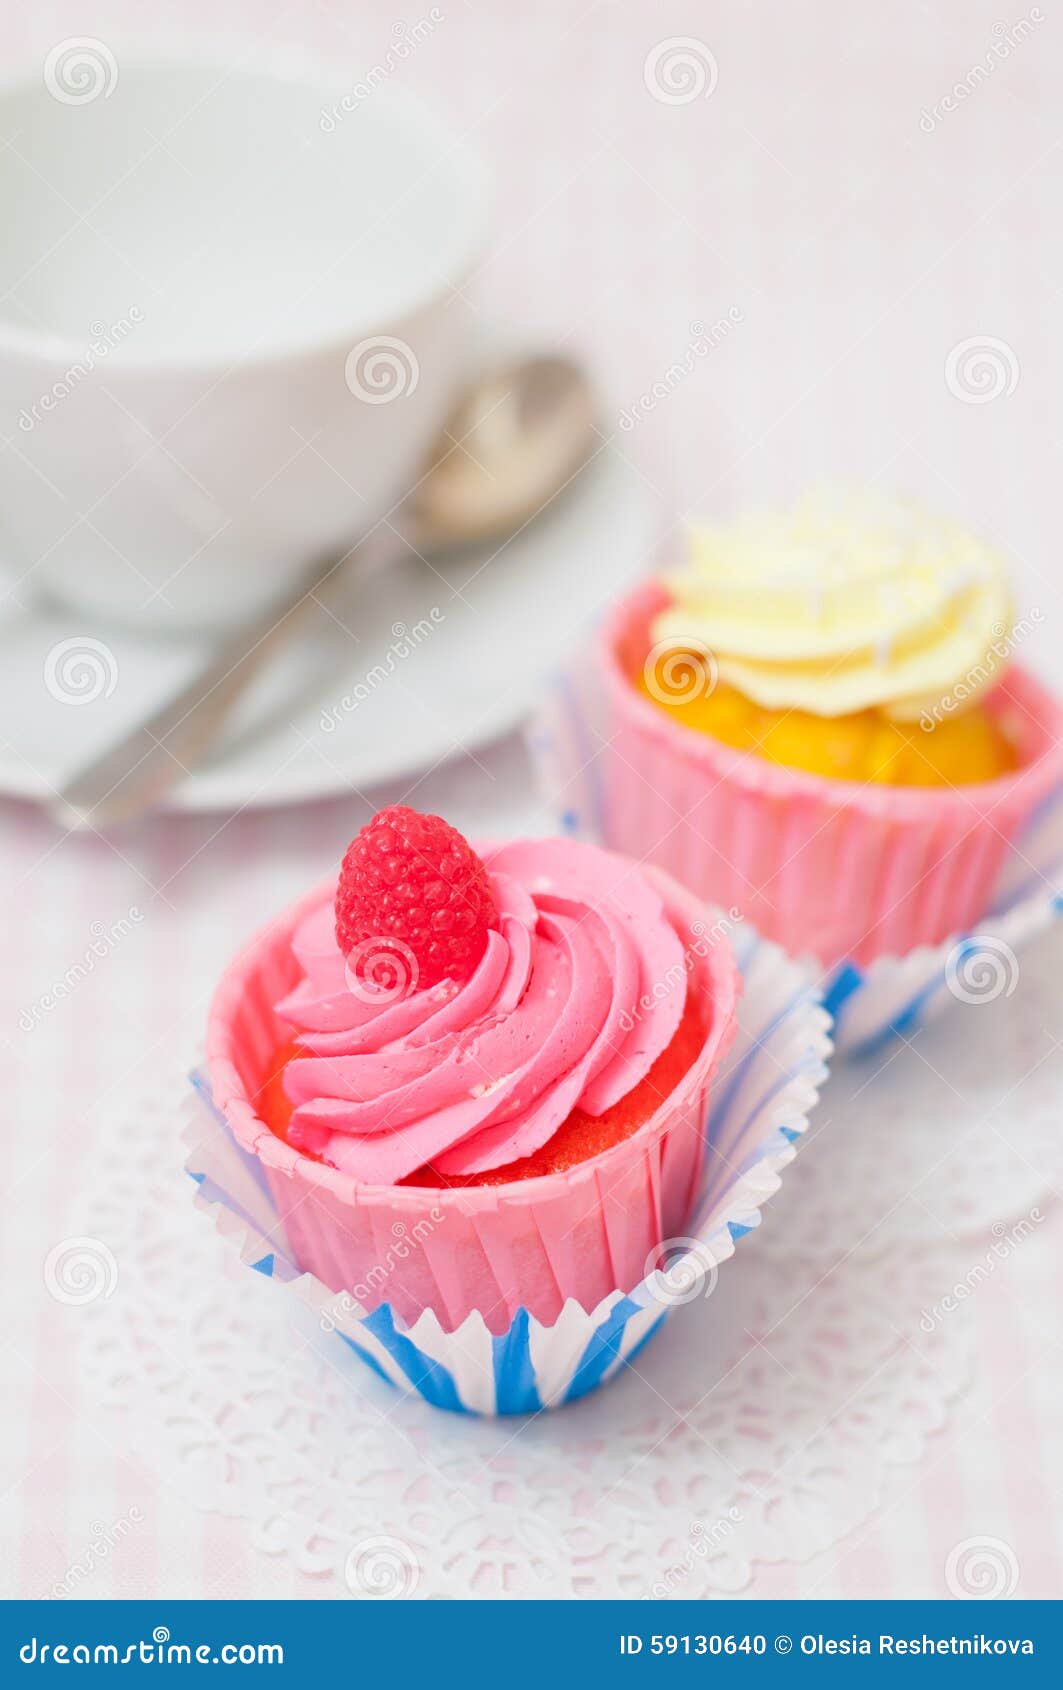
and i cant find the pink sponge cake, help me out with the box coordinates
[207,806,738,1332]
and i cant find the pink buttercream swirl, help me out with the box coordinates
[274,839,690,1184]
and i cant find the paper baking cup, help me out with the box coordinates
[188,933,830,1415]
[529,588,1063,1058]
[202,858,739,1338]
[818,780,1063,1056]
[540,582,1063,971]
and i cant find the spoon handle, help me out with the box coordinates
[49,354,596,831]
[49,547,377,832]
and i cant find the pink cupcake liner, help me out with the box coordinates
[573,582,1063,969]
[204,859,740,1337]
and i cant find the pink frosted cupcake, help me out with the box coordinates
[206,806,738,1334]
[584,493,1063,968]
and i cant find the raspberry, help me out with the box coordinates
[335,806,498,992]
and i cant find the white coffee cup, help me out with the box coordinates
[0,47,489,631]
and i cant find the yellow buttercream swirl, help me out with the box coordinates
[652,490,1013,720]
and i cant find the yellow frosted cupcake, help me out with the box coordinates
[643,491,1018,786]
[585,492,1063,966]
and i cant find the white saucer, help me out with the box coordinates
[0,449,651,814]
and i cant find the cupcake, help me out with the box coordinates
[206,806,738,1335]
[581,492,1063,967]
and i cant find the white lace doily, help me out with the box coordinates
[78,1065,980,1598]
[771,920,1063,1265]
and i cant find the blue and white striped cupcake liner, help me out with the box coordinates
[185,939,831,1417]
[818,781,1063,1056]
[529,685,1063,1062]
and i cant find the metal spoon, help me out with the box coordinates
[50,356,597,831]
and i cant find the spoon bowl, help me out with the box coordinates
[410,356,598,549]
